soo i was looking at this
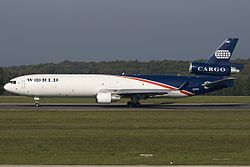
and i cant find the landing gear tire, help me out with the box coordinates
[127,101,141,108]
[34,97,40,107]
[134,102,141,108]
[127,101,133,108]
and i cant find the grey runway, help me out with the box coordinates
[0,103,249,111]
[0,165,250,167]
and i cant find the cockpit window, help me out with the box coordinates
[10,81,16,84]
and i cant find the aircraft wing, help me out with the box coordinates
[99,89,171,96]
[116,89,171,95]
[99,80,193,97]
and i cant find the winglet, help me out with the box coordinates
[178,81,190,90]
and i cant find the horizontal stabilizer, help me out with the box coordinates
[202,77,235,88]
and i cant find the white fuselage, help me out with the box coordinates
[4,74,187,98]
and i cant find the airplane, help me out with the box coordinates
[4,38,243,107]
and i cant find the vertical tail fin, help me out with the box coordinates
[205,38,238,65]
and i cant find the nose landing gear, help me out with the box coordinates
[34,97,40,107]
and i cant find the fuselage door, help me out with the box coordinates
[21,80,25,89]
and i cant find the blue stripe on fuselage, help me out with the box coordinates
[124,74,233,95]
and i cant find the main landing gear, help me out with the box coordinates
[127,101,141,108]
[127,95,141,108]
[34,97,40,107]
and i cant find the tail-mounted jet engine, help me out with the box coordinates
[189,62,243,76]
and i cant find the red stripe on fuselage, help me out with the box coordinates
[180,90,194,96]
[119,76,194,96]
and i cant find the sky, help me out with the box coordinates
[0,0,249,66]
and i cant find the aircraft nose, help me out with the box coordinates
[4,83,11,92]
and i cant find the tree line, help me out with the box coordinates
[0,59,250,95]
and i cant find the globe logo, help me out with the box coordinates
[215,50,231,59]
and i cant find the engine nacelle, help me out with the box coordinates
[96,92,120,104]
[189,62,241,76]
